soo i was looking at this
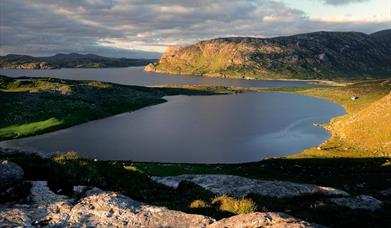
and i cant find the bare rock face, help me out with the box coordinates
[0,160,24,190]
[152,174,349,198]
[0,181,325,227]
[207,212,324,228]
[330,195,382,211]
[67,188,215,227]
[0,181,214,227]
[0,181,72,227]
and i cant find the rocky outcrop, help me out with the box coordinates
[208,212,324,228]
[330,195,382,211]
[68,188,215,227]
[0,181,215,227]
[146,29,391,80]
[0,160,24,190]
[152,174,349,198]
[0,181,214,227]
[0,181,323,227]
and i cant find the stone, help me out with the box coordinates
[0,181,326,227]
[0,181,214,227]
[0,160,24,190]
[207,212,324,228]
[330,195,382,211]
[72,185,87,194]
[379,188,391,196]
[152,174,349,198]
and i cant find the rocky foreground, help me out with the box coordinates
[1,160,386,227]
[1,181,324,228]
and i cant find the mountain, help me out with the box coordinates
[0,53,157,69]
[145,29,391,80]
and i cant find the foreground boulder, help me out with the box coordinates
[330,195,382,211]
[0,181,322,227]
[0,181,214,227]
[152,174,349,198]
[68,188,215,227]
[207,212,324,228]
[0,160,24,190]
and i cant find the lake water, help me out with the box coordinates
[0,67,310,88]
[0,73,345,162]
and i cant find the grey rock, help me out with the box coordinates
[152,174,349,198]
[72,185,87,194]
[330,195,382,211]
[379,188,391,196]
[0,181,324,227]
[0,160,24,190]
[0,181,325,227]
[0,181,72,227]
[207,212,324,228]
[0,181,214,227]
[67,190,215,227]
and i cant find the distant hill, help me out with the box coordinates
[145,29,391,80]
[0,53,157,69]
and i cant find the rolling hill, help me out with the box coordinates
[145,29,391,80]
[0,53,157,69]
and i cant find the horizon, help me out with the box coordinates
[1,0,390,58]
[1,28,389,59]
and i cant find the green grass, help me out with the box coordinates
[256,79,391,157]
[0,118,63,139]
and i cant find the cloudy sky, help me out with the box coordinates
[0,0,390,58]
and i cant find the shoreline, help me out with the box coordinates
[1,87,348,164]
[144,69,354,86]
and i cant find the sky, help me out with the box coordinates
[0,0,390,58]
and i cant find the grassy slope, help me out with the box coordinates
[257,79,391,157]
[0,76,245,140]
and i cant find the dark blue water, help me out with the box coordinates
[0,92,345,163]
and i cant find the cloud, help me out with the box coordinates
[0,0,388,57]
[321,0,369,6]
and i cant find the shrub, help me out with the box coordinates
[212,195,257,214]
[189,199,210,208]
